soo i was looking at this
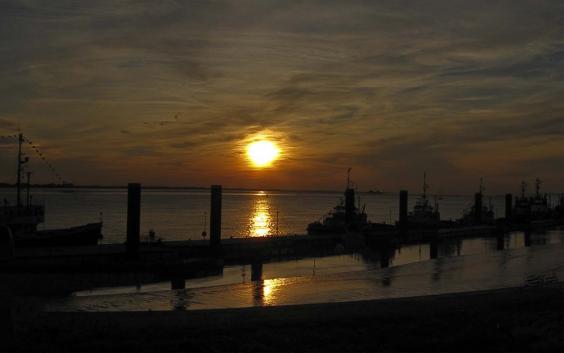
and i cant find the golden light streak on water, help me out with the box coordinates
[247,192,275,237]
[253,278,289,306]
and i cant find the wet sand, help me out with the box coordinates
[12,283,564,352]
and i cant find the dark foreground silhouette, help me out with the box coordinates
[8,283,563,352]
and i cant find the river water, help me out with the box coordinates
[40,228,564,312]
[0,187,523,243]
[4,188,562,311]
[42,240,564,312]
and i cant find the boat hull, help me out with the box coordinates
[14,222,103,247]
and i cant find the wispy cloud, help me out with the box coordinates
[0,0,562,191]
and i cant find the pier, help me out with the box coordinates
[1,183,562,296]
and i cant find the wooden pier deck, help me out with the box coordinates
[2,222,561,296]
[0,234,344,295]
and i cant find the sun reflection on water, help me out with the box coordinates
[246,192,276,237]
[253,278,288,306]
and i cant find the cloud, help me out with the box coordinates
[0,117,18,131]
[0,0,562,191]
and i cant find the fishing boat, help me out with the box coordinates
[13,222,103,247]
[407,173,440,228]
[512,179,552,222]
[307,169,368,235]
[529,178,551,220]
[460,178,495,225]
[0,133,103,247]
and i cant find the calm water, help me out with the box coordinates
[5,188,563,312]
[1,188,514,243]
[42,240,564,312]
[35,228,563,311]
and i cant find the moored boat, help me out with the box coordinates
[460,178,495,225]
[512,178,552,223]
[1,133,103,247]
[14,222,103,247]
[407,172,440,228]
[307,169,368,235]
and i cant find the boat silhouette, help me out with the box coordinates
[0,133,102,247]
[406,172,440,228]
[307,169,369,235]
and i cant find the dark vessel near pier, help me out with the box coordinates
[1,133,103,247]
[460,178,495,225]
[512,179,552,223]
[407,173,440,228]
[307,169,368,235]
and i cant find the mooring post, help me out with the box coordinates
[505,193,512,221]
[496,234,505,251]
[380,251,390,268]
[399,190,408,229]
[524,230,532,247]
[210,185,222,251]
[0,225,15,260]
[251,260,263,281]
[474,192,482,222]
[171,278,186,290]
[126,183,141,257]
[378,238,391,268]
[429,237,439,259]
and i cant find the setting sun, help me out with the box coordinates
[247,140,280,167]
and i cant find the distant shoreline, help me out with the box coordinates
[0,183,342,194]
[1,183,562,197]
[0,184,527,197]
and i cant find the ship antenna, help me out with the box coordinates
[347,167,352,189]
[535,177,541,198]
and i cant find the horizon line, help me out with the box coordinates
[0,182,562,197]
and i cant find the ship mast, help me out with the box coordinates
[521,181,527,199]
[16,132,29,208]
[346,167,352,189]
[535,178,541,198]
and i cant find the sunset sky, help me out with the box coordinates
[0,0,563,193]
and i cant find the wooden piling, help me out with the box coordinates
[505,194,513,221]
[171,278,186,290]
[210,185,222,251]
[0,226,15,259]
[251,261,263,281]
[429,238,439,259]
[126,183,141,257]
[496,234,505,251]
[474,192,482,222]
[524,230,532,247]
[399,190,408,228]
